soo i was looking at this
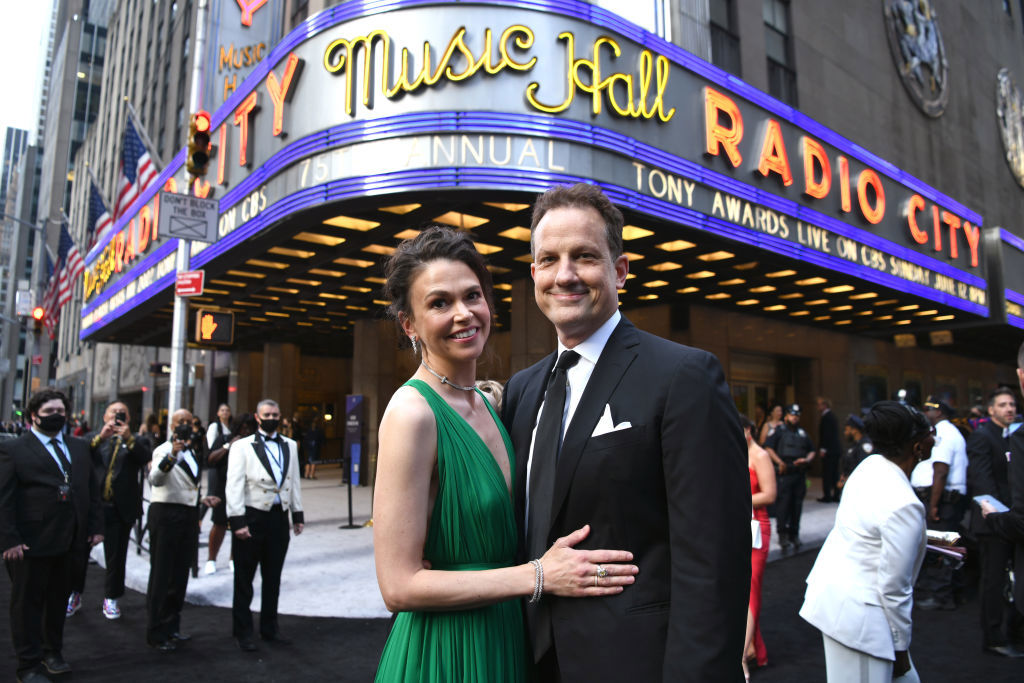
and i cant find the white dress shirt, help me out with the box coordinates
[260,431,284,504]
[524,310,621,525]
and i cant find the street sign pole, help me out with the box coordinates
[168,0,208,422]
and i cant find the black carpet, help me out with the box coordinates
[2,549,1022,681]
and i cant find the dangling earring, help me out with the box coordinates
[410,336,419,354]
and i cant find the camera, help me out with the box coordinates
[114,410,127,425]
[173,422,202,450]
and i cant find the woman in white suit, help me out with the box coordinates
[800,401,934,682]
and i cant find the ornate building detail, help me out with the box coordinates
[883,0,948,117]
[996,68,1024,188]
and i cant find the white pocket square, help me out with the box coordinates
[591,404,632,437]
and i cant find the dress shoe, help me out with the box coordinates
[17,671,52,682]
[816,496,834,503]
[916,597,956,611]
[147,640,178,653]
[984,644,1024,658]
[236,637,259,652]
[261,633,292,645]
[42,654,71,675]
[170,632,191,642]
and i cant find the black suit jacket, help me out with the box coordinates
[967,420,1012,537]
[0,432,103,557]
[87,430,152,523]
[984,427,1024,612]
[502,317,750,682]
[818,410,841,459]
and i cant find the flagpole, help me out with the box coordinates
[124,99,164,170]
[168,0,208,422]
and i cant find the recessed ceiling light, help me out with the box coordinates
[850,292,878,300]
[656,240,696,252]
[765,269,797,278]
[764,304,786,311]
[345,305,369,311]
[705,292,731,300]
[309,316,330,322]
[498,227,532,241]
[913,309,939,316]
[834,320,852,326]
[378,203,421,215]
[341,285,372,293]
[393,229,421,240]
[813,315,830,321]
[895,319,911,325]
[625,274,636,280]
[896,304,919,311]
[252,294,279,301]
[233,301,261,307]
[362,244,395,256]
[309,268,345,277]
[372,299,391,306]
[319,292,348,300]
[873,299,899,306]
[334,257,375,268]
[677,286,700,294]
[202,288,229,295]
[483,201,530,212]
[638,294,659,301]
[698,251,734,262]
[474,242,503,255]
[502,296,512,302]
[266,286,299,294]
[736,299,759,306]
[299,300,326,307]
[494,283,512,291]
[874,314,893,321]
[686,270,716,279]
[933,314,954,321]
[265,311,289,318]
[779,292,804,299]
[649,262,683,272]
[249,316,267,321]
[269,247,315,259]
[733,261,759,270]
[795,277,827,286]
[324,215,381,230]
[209,279,246,287]
[750,285,776,293]
[623,225,655,240]
[514,253,533,263]
[227,270,266,279]
[855,310,872,316]
[625,252,644,261]
[433,211,488,229]
[365,276,386,284]
[246,259,289,269]
[286,278,322,287]
[823,285,854,293]
[790,310,810,317]
[296,321,313,327]
[282,306,307,313]
[805,299,829,306]
[644,280,669,288]
[293,232,345,246]
[719,278,746,286]
[830,305,852,311]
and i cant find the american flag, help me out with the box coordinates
[113,117,158,220]
[86,180,113,249]
[39,225,86,339]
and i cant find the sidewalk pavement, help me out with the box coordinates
[87,468,838,619]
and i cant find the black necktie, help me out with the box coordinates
[49,438,72,478]
[527,350,581,560]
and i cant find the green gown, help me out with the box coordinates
[374,380,527,682]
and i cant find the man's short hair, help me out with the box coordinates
[256,399,280,414]
[530,183,624,259]
[28,387,70,417]
[988,386,1016,406]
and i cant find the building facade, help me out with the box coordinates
[60,0,1024,477]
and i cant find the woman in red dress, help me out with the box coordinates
[742,416,776,680]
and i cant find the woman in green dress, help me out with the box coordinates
[373,226,638,682]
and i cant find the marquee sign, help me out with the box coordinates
[81,0,989,339]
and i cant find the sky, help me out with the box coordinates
[0,0,53,144]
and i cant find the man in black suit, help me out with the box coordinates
[502,184,749,682]
[968,386,1024,656]
[0,388,103,682]
[816,397,842,502]
[67,401,151,620]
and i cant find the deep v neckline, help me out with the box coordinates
[407,379,514,496]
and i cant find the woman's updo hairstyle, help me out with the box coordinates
[383,225,495,326]
[864,400,931,458]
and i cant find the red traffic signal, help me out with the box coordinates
[186,111,212,177]
[31,306,44,321]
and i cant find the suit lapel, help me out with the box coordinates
[550,319,640,527]
[280,439,290,481]
[27,432,67,479]
[252,436,276,481]
[512,353,557,511]
[175,451,200,483]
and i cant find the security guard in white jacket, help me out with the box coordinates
[225,399,304,651]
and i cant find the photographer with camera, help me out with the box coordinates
[68,401,152,621]
[146,409,220,652]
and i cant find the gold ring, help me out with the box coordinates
[594,574,599,587]
[596,565,608,578]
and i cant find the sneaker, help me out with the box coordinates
[102,598,121,620]
[203,560,217,576]
[66,591,81,618]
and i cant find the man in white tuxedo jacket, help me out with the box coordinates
[226,399,303,651]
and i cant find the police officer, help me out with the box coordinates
[837,414,873,497]
[765,404,816,550]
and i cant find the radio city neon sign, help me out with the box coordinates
[704,87,980,267]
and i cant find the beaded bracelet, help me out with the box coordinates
[528,559,544,604]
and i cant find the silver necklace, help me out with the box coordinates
[420,361,476,391]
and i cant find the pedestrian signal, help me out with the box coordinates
[193,309,233,345]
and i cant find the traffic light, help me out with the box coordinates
[31,306,44,334]
[186,111,212,176]
[193,309,234,345]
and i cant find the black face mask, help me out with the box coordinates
[37,413,66,433]
[259,418,280,435]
